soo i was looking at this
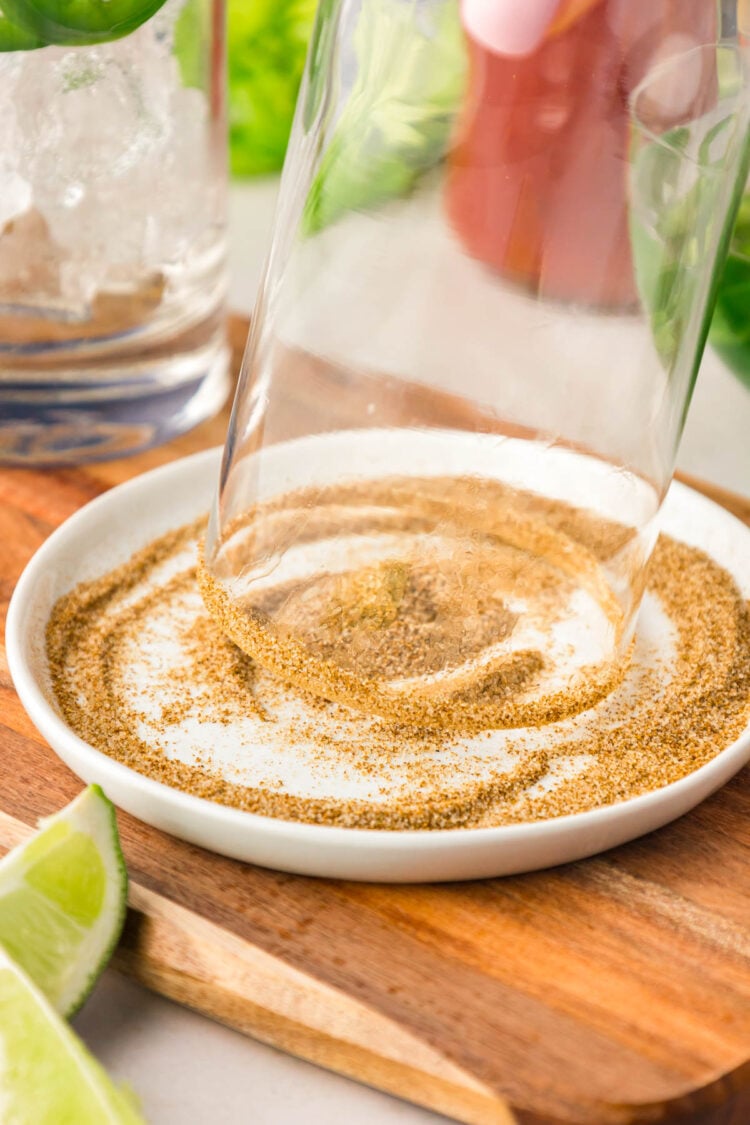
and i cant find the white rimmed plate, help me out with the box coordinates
[6,444,750,882]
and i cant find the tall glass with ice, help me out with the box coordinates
[0,0,227,463]
[201,2,750,733]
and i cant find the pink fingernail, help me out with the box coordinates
[461,0,561,56]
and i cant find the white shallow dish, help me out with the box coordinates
[6,443,750,882]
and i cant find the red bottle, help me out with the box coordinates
[446,0,718,307]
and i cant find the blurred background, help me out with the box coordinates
[227,0,315,176]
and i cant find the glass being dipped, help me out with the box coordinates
[200,17,750,732]
[201,436,646,731]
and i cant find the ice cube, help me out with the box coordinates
[0,57,31,230]
[11,0,219,305]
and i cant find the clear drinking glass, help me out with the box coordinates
[200,4,750,734]
[710,177,750,390]
[0,0,228,464]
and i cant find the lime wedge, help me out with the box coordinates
[0,0,167,46]
[0,10,43,49]
[0,785,127,1018]
[0,946,144,1124]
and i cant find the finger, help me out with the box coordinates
[460,0,560,56]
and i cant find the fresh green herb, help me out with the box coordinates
[709,190,750,389]
[302,0,466,234]
[630,109,750,411]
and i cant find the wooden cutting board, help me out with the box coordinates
[1,316,749,1125]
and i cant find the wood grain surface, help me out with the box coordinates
[1,316,749,1125]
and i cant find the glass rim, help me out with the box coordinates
[629,42,750,168]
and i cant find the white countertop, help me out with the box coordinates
[72,180,750,1125]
